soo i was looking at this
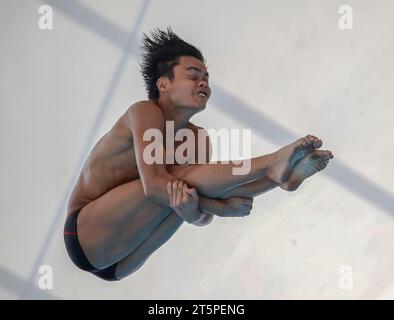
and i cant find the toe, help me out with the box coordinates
[307,134,318,141]
[311,151,320,160]
[319,163,328,170]
[302,139,309,147]
[300,138,310,148]
[306,135,315,143]
[306,135,322,150]
[313,139,323,148]
[320,150,332,158]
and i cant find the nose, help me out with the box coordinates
[199,79,209,88]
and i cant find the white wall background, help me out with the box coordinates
[0,0,393,299]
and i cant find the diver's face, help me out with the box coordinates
[168,56,211,110]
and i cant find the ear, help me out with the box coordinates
[156,76,170,95]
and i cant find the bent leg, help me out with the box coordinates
[115,211,183,280]
[109,144,330,279]
[217,176,279,199]
[77,179,173,269]
[112,177,279,280]
[108,173,277,279]
[166,155,278,198]
[77,157,280,271]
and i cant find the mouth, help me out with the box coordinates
[196,91,208,99]
[197,93,207,99]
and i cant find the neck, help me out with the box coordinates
[156,97,195,131]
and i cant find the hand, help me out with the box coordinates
[167,180,202,224]
[219,196,253,217]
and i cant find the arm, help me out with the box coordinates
[196,175,277,218]
[199,196,253,217]
[165,179,252,226]
[167,180,206,224]
[199,197,224,216]
[127,104,226,225]
[189,197,251,227]
[127,101,178,207]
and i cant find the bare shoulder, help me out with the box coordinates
[127,100,163,117]
[126,100,166,132]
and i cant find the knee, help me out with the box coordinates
[97,275,120,282]
[92,263,120,282]
[114,255,151,280]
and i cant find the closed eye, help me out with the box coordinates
[187,75,200,82]
[186,66,209,80]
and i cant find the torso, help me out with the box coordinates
[66,107,202,217]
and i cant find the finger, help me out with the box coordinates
[181,183,188,195]
[185,187,198,199]
[167,182,173,206]
[181,184,189,201]
[184,186,192,194]
[171,181,176,206]
[178,181,183,196]
[182,186,190,202]
[184,184,192,191]
[176,181,185,206]
[178,181,185,205]
[177,181,185,205]
[172,180,179,206]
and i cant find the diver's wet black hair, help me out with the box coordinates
[139,26,205,101]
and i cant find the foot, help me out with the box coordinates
[267,135,323,183]
[280,150,334,191]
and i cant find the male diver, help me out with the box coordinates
[64,27,333,281]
